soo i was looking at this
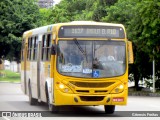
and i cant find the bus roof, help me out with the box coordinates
[23,21,125,38]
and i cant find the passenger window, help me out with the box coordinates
[42,35,46,61]
[33,36,38,60]
[42,34,52,61]
[46,34,52,61]
[21,39,25,61]
[27,37,32,60]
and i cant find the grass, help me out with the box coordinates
[0,70,20,83]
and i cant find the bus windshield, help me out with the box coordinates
[57,40,126,78]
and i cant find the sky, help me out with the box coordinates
[54,0,61,5]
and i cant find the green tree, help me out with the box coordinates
[47,0,87,23]
[0,0,41,62]
[132,0,160,90]
[39,8,52,25]
[129,0,160,59]
[48,0,118,23]
[102,0,160,90]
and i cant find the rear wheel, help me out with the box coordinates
[104,105,115,114]
[28,82,37,105]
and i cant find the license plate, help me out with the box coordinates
[113,97,124,102]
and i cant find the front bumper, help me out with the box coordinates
[54,89,128,106]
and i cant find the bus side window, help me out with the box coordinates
[31,37,35,61]
[27,37,32,61]
[46,34,52,61]
[41,34,52,61]
[42,35,46,61]
[30,37,33,60]
[33,36,38,61]
[21,39,25,61]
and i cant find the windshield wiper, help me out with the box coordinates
[73,38,88,62]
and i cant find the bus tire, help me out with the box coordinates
[28,81,37,105]
[104,105,115,114]
[48,103,59,113]
[45,84,59,113]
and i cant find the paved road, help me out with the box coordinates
[0,82,160,120]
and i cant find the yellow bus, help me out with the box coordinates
[21,21,133,114]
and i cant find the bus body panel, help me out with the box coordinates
[30,61,38,98]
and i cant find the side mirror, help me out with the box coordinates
[128,41,134,64]
[51,44,56,55]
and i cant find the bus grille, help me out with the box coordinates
[80,96,104,101]
[69,81,114,88]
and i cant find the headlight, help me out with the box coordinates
[119,84,124,89]
[59,84,65,89]
[56,82,73,93]
[111,84,124,93]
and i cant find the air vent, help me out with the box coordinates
[76,90,89,93]
[80,96,104,101]
[95,90,108,93]
[69,81,114,88]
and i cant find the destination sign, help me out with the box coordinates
[58,25,125,38]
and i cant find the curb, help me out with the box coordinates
[128,92,160,97]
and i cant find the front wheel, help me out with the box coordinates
[48,103,59,113]
[104,105,115,114]
[46,85,59,113]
